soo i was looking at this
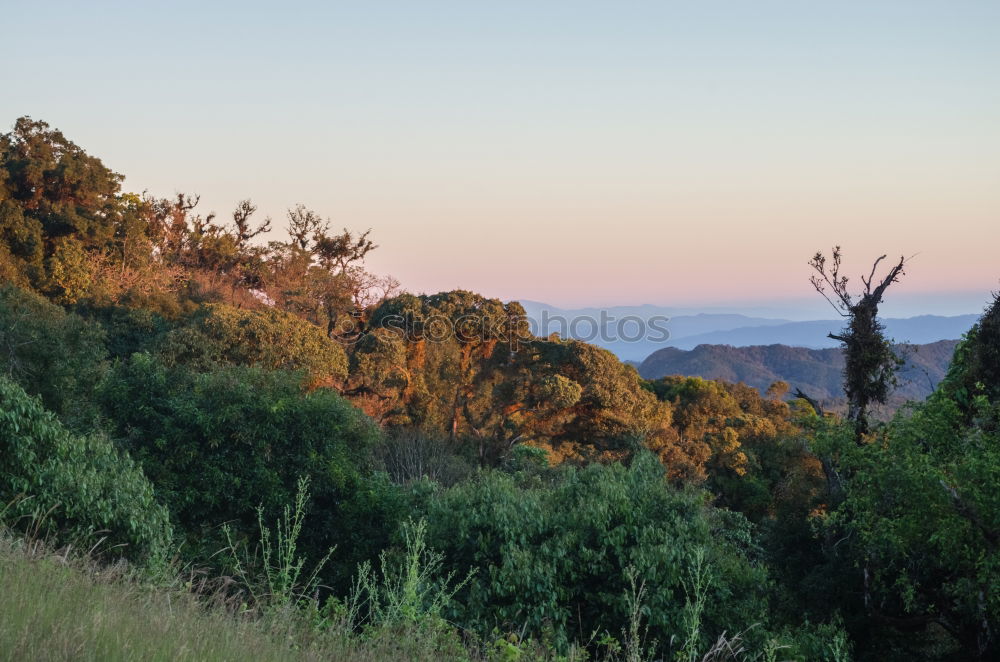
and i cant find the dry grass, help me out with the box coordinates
[0,534,473,662]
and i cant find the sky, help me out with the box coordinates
[3,1,998,316]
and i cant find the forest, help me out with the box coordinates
[1,116,998,661]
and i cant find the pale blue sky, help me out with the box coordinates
[3,1,998,314]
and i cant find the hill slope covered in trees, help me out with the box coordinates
[2,116,998,661]
[639,340,958,410]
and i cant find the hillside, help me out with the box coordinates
[4,115,998,661]
[638,340,959,410]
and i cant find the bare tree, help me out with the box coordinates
[809,246,907,442]
[285,204,324,251]
[231,199,271,249]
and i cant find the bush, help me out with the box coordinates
[156,303,349,385]
[420,452,771,657]
[0,284,107,429]
[0,375,172,564]
[99,355,398,585]
[78,304,174,360]
[374,429,473,487]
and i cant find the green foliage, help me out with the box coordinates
[225,476,334,611]
[79,303,174,360]
[804,296,1000,660]
[824,397,999,659]
[0,284,107,429]
[420,453,771,657]
[0,375,172,564]
[348,519,475,629]
[676,548,711,662]
[44,236,92,303]
[157,303,349,384]
[938,293,1000,414]
[98,356,396,585]
[782,621,853,662]
[316,518,473,661]
[0,200,43,285]
[0,117,122,252]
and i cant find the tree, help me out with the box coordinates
[227,199,271,293]
[837,394,1000,660]
[264,205,388,339]
[285,204,324,251]
[346,327,412,424]
[938,291,1000,416]
[811,297,1000,660]
[809,247,906,441]
[230,199,271,249]
[644,375,824,519]
[362,291,531,456]
[526,339,688,472]
[0,117,123,249]
[0,117,125,301]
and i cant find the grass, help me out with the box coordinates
[0,477,499,662]
[0,531,496,662]
[0,528,608,662]
[0,536,339,662]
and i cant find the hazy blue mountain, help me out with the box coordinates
[517,301,793,361]
[517,301,977,361]
[664,315,979,351]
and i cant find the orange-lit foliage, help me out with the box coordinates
[645,376,825,519]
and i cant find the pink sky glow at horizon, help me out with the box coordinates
[4,2,997,315]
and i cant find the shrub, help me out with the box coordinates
[0,375,172,564]
[99,356,398,586]
[0,284,107,429]
[156,303,349,385]
[420,452,771,657]
[802,297,1000,660]
[224,476,334,611]
[79,304,174,360]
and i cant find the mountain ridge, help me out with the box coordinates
[638,339,959,411]
[518,301,977,361]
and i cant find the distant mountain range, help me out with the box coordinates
[638,340,959,412]
[666,315,978,351]
[518,301,977,361]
